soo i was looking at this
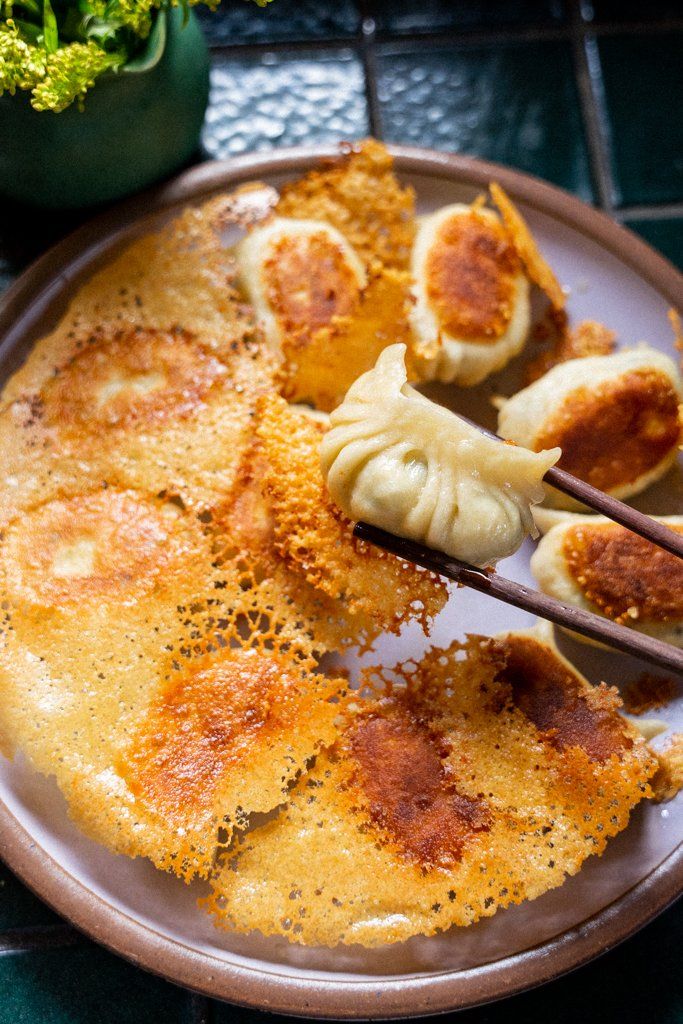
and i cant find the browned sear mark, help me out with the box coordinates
[264,233,362,345]
[534,369,681,491]
[525,319,616,385]
[494,635,630,762]
[426,211,522,342]
[622,674,680,716]
[124,651,305,822]
[348,705,490,869]
[563,523,683,624]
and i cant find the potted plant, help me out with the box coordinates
[0,0,269,208]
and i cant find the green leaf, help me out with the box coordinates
[41,0,58,51]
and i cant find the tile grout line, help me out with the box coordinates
[357,1,383,138]
[568,0,616,211]
[203,18,683,56]
[618,202,683,221]
[186,991,212,1024]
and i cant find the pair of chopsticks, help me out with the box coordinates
[353,422,683,676]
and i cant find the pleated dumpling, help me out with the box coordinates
[498,346,683,507]
[530,514,683,648]
[409,202,532,386]
[320,344,560,567]
[235,216,367,352]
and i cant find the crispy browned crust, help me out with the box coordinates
[492,633,632,761]
[42,326,227,430]
[276,139,415,273]
[273,141,416,410]
[255,393,448,641]
[425,209,522,342]
[490,182,565,310]
[561,522,683,624]
[623,674,680,716]
[206,633,654,947]
[264,231,363,346]
[525,319,617,385]
[534,368,682,491]
[348,702,491,869]
[650,733,683,802]
[277,267,415,411]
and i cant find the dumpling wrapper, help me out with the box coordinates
[205,628,654,947]
[410,203,532,386]
[235,216,367,353]
[0,488,344,881]
[320,344,560,567]
[498,346,683,508]
[531,514,683,648]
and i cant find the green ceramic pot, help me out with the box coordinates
[0,8,210,209]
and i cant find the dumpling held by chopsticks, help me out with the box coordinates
[320,344,559,567]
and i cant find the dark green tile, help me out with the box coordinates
[0,256,13,296]
[584,1,683,23]
[376,41,594,200]
[625,218,683,271]
[372,0,565,36]
[0,944,187,1024]
[599,33,683,206]
[203,50,368,158]
[197,0,360,46]
[0,861,61,929]
[212,900,683,1024]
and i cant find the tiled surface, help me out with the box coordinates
[0,862,60,929]
[376,41,594,199]
[0,944,189,1024]
[626,219,683,272]
[371,0,566,36]
[197,0,359,45]
[582,0,683,23]
[203,49,368,157]
[0,1,681,1021]
[597,33,683,207]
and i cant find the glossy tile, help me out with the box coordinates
[0,945,187,1024]
[0,861,61,929]
[598,33,683,206]
[625,218,683,271]
[371,0,565,36]
[197,0,360,46]
[582,1,683,22]
[203,49,368,158]
[376,41,594,199]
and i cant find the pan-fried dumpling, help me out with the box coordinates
[320,344,560,567]
[530,514,683,647]
[409,203,531,385]
[206,630,653,947]
[498,346,683,507]
[235,216,367,352]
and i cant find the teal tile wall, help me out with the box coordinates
[0,945,188,1024]
[203,49,368,157]
[376,41,594,200]
[0,863,61,929]
[626,219,683,272]
[197,0,359,45]
[598,33,683,207]
[371,0,566,36]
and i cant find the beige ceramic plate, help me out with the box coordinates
[0,146,682,1018]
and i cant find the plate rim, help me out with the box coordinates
[0,143,681,1019]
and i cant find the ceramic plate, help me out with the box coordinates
[0,146,681,1018]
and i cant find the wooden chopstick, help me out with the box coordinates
[459,416,683,560]
[353,522,683,676]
